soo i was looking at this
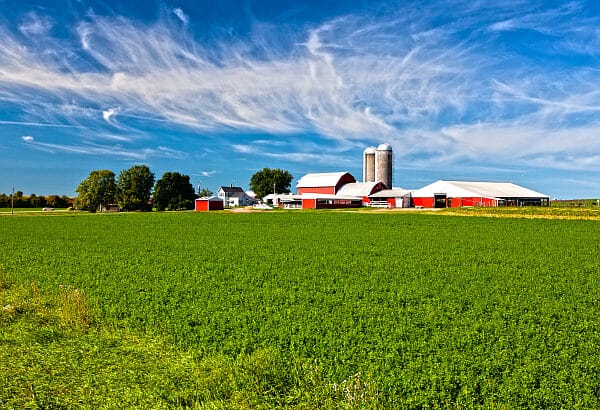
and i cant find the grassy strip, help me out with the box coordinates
[434,206,600,220]
[0,268,379,409]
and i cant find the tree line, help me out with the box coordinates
[4,166,293,212]
[0,192,71,209]
[76,165,199,212]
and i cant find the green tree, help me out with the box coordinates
[12,191,26,208]
[75,170,116,212]
[29,193,47,208]
[153,172,195,211]
[198,188,214,198]
[115,165,155,211]
[46,195,70,208]
[250,168,293,200]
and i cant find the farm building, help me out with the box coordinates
[299,193,363,209]
[296,172,356,195]
[217,186,257,207]
[411,180,550,208]
[336,182,387,204]
[368,189,412,208]
[294,172,387,209]
[195,196,224,211]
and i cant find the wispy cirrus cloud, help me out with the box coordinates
[21,134,186,160]
[0,0,599,172]
[173,8,188,26]
[18,12,54,36]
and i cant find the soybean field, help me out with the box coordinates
[1,211,599,408]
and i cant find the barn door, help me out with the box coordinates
[434,193,447,208]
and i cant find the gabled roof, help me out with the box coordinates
[412,180,549,199]
[218,186,245,193]
[296,172,355,188]
[337,182,384,197]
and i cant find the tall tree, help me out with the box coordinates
[46,195,70,208]
[198,188,214,198]
[115,165,155,211]
[75,170,116,212]
[250,168,293,200]
[29,193,46,208]
[153,172,195,211]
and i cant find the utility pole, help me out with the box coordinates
[11,186,14,215]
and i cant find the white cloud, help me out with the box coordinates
[20,137,186,160]
[173,8,188,25]
[18,12,54,36]
[22,135,34,142]
[102,108,117,122]
[1,2,600,170]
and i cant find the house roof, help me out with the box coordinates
[296,172,355,188]
[412,180,549,199]
[337,182,384,197]
[218,186,245,193]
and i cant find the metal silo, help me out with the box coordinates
[363,146,376,182]
[375,143,393,189]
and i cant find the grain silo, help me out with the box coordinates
[375,143,393,189]
[363,146,376,182]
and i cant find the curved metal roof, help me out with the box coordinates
[337,182,383,197]
[376,143,392,151]
[296,172,355,188]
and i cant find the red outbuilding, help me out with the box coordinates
[195,197,224,211]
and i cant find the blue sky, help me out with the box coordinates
[1,0,600,199]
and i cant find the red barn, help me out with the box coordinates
[296,172,356,195]
[195,197,224,211]
[412,180,550,208]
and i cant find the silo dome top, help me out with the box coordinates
[363,146,376,154]
[377,143,392,151]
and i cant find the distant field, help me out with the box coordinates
[0,208,68,213]
[1,211,599,407]
[551,198,600,207]
[435,205,600,220]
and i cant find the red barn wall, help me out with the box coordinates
[298,187,336,195]
[414,196,498,208]
[302,198,317,209]
[413,197,434,208]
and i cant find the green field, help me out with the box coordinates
[1,211,599,408]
